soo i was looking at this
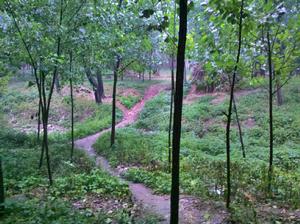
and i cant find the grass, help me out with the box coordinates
[0,83,161,223]
[0,109,133,223]
[94,77,300,222]
[0,81,123,140]
[104,79,163,94]
[118,95,141,109]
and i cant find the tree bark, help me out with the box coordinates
[55,74,61,93]
[37,92,42,142]
[40,72,53,185]
[85,68,105,104]
[225,0,244,209]
[266,18,274,193]
[69,52,74,162]
[38,0,63,185]
[233,96,246,158]
[96,72,104,103]
[170,0,187,223]
[0,157,4,212]
[168,1,177,172]
[111,56,121,147]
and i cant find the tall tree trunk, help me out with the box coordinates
[96,72,104,103]
[40,73,53,185]
[170,0,187,222]
[69,52,74,162]
[85,68,105,104]
[38,0,63,185]
[233,96,245,158]
[111,56,121,147]
[37,93,42,142]
[225,0,244,209]
[168,0,176,172]
[55,74,60,93]
[0,157,4,212]
[266,19,274,194]
[184,61,187,84]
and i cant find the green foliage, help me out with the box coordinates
[0,83,122,140]
[71,103,122,139]
[95,79,300,209]
[124,168,171,194]
[135,93,170,131]
[0,124,133,223]
[52,169,129,199]
[1,198,98,224]
[94,128,168,167]
[118,95,140,109]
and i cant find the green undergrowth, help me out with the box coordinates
[0,119,134,223]
[118,95,141,109]
[1,81,122,140]
[94,78,300,222]
[108,79,162,94]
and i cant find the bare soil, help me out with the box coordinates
[184,84,261,105]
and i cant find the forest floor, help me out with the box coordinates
[2,76,300,223]
[75,84,243,223]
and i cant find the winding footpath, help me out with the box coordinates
[75,84,227,223]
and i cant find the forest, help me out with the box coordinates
[0,0,299,223]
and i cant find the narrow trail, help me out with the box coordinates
[75,84,174,222]
[75,84,227,223]
[183,84,261,105]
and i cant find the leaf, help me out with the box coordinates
[140,9,155,18]
[27,81,35,87]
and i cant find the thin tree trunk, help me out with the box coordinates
[38,0,63,185]
[168,0,176,172]
[111,56,121,147]
[55,74,60,93]
[225,0,244,209]
[40,72,53,185]
[38,70,45,169]
[96,72,104,103]
[0,157,4,212]
[184,61,187,83]
[266,15,274,193]
[233,96,245,158]
[69,52,74,162]
[170,0,187,222]
[37,95,42,142]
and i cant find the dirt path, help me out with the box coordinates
[75,84,227,223]
[184,85,261,105]
[75,84,175,222]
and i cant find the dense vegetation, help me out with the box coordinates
[0,0,299,223]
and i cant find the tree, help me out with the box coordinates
[168,0,177,172]
[3,0,86,185]
[170,0,187,222]
[224,0,244,208]
[69,52,75,162]
[0,157,4,213]
[264,0,274,193]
